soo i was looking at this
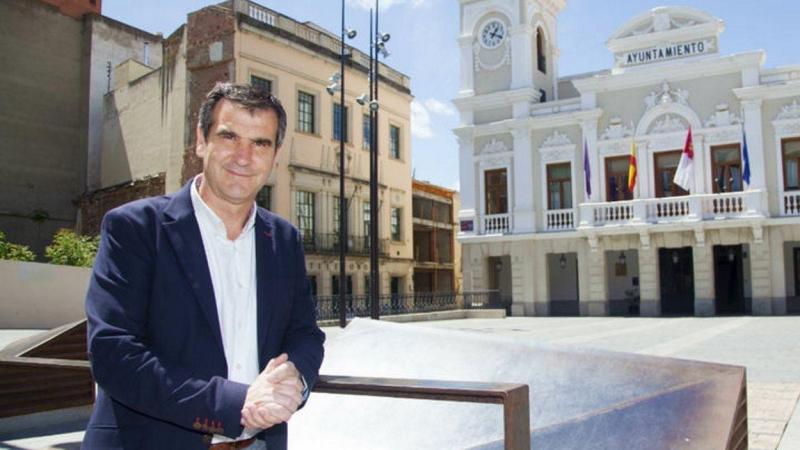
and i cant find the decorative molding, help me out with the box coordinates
[644,81,690,111]
[650,114,687,134]
[540,145,575,163]
[479,154,513,169]
[639,231,650,250]
[752,223,763,244]
[600,117,634,140]
[473,39,511,72]
[776,99,800,121]
[773,119,800,137]
[703,126,741,145]
[598,140,631,156]
[693,228,705,247]
[541,130,572,148]
[480,138,510,155]
[704,103,742,127]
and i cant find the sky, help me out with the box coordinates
[102,0,799,191]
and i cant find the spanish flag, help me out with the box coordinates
[627,140,637,194]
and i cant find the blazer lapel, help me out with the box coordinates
[255,211,276,369]
[162,182,225,357]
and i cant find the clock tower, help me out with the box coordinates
[457,0,565,101]
[454,0,566,238]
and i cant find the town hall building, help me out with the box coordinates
[455,1,800,316]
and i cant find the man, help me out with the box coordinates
[84,83,325,449]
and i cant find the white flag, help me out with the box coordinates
[673,127,695,191]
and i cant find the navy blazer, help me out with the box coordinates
[84,181,325,449]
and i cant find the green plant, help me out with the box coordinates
[0,231,36,262]
[45,229,100,268]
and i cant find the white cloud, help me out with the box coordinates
[410,100,435,139]
[424,98,456,116]
[346,0,429,11]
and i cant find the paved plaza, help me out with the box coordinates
[2,316,799,449]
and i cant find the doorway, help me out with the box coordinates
[714,245,745,314]
[547,253,579,316]
[659,247,694,315]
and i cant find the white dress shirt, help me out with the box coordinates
[190,176,263,445]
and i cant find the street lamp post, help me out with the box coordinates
[328,0,357,328]
[359,0,390,320]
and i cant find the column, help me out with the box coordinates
[638,244,659,316]
[510,25,534,90]
[510,241,534,316]
[532,244,549,315]
[512,126,534,233]
[693,239,715,316]
[458,36,475,95]
[456,128,477,235]
[583,246,608,316]
[751,228,781,315]
[742,99,766,191]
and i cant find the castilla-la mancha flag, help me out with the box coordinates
[673,127,695,191]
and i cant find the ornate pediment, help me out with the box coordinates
[776,99,800,121]
[541,130,572,148]
[705,103,742,128]
[608,7,722,68]
[645,81,690,111]
[480,138,510,155]
[649,114,687,134]
[600,117,634,140]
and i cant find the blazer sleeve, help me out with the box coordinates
[283,230,326,394]
[85,208,247,438]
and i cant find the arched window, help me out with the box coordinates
[536,28,546,73]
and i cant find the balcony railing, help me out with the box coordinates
[302,233,389,256]
[782,191,800,216]
[483,213,511,234]
[314,290,511,321]
[579,190,764,227]
[545,208,575,231]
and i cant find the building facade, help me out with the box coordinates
[455,1,800,316]
[0,0,160,256]
[90,0,416,299]
[412,180,462,293]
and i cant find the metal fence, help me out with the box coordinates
[302,233,389,257]
[314,290,511,321]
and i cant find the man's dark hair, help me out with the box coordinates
[198,82,287,148]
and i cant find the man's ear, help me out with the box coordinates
[195,127,206,158]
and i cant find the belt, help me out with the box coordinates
[208,437,257,450]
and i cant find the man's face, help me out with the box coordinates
[195,99,280,208]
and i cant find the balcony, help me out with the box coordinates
[302,233,389,257]
[579,190,764,228]
[782,191,800,216]
[545,208,576,231]
[483,213,511,234]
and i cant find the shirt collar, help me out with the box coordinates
[190,174,257,240]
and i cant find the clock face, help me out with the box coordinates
[480,20,506,49]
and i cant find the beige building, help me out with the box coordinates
[412,180,462,293]
[88,0,416,298]
[455,2,800,316]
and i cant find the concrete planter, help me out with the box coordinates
[0,260,91,329]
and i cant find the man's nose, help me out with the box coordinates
[233,141,253,164]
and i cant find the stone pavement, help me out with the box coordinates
[2,316,799,449]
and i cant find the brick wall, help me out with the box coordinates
[182,4,237,184]
[37,0,101,19]
[79,173,165,235]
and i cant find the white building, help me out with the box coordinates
[455,1,800,316]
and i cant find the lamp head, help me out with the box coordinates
[346,28,358,39]
[380,32,391,43]
[326,83,339,96]
[369,100,380,111]
[356,93,368,105]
